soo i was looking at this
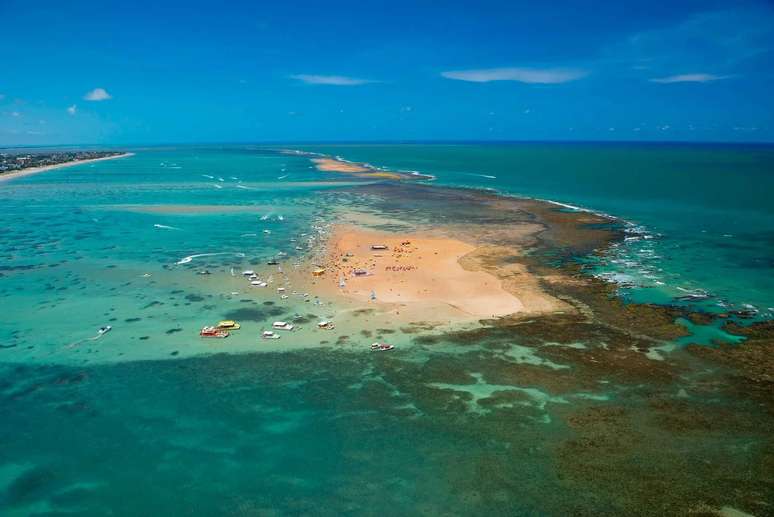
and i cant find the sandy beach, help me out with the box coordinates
[305,224,568,322]
[0,152,133,183]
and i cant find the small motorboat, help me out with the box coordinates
[98,325,112,335]
[277,287,286,293]
[317,321,335,330]
[200,326,229,338]
[370,342,394,351]
[251,280,268,287]
[353,269,368,276]
[217,320,240,330]
[272,321,294,331]
[267,259,279,265]
[370,244,388,250]
[242,270,255,276]
[312,268,325,277]
[262,330,280,340]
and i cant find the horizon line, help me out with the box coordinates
[2,138,774,151]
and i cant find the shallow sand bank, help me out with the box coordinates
[0,152,134,183]
[311,157,423,180]
[102,203,275,214]
[304,224,569,322]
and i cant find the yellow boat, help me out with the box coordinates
[217,320,241,330]
[312,268,326,277]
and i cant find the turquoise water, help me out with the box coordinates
[1,144,772,515]
[291,143,774,318]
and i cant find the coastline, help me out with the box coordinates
[0,152,134,183]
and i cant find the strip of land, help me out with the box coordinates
[0,152,134,183]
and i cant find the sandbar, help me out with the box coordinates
[305,225,568,322]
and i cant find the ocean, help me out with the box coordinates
[0,143,771,515]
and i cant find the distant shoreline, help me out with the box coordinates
[0,152,134,183]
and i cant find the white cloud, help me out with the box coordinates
[650,73,731,83]
[84,87,112,101]
[290,74,375,86]
[67,105,77,115]
[441,67,587,84]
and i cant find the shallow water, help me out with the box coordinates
[1,145,771,515]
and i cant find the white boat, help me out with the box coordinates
[98,325,112,335]
[262,330,280,340]
[242,270,255,276]
[318,321,335,330]
[280,294,289,299]
[272,321,294,331]
[277,287,286,293]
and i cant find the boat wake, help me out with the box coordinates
[153,224,182,231]
[176,252,246,265]
[464,172,497,179]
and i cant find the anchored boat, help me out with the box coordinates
[200,326,229,338]
[217,320,240,330]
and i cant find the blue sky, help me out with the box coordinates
[1,0,773,145]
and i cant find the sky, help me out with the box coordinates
[1,0,774,145]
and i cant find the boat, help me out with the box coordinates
[353,269,368,276]
[370,342,394,351]
[370,244,388,250]
[318,321,335,330]
[98,325,112,335]
[217,320,240,330]
[272,321,294,331]
[251,280,268,287]
[261,330,280,339]
[277,287,286,293]
[200,326,229,338]
[312,268,325,277]
[242,270,255,276]
[267,259,279,265]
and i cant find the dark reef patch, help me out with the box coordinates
[222,306,286,322]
